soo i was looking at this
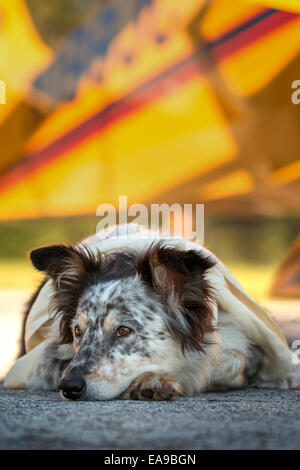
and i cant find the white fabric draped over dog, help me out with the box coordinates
[4,224,296,389]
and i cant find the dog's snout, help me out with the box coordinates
[58,375,86,400]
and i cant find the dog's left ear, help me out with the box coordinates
[30,243,104,296]
[29,244,101,344]
[138,243,216,352]
[30,245,74,273]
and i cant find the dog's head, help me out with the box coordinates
[30,241,216,400]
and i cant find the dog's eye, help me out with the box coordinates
[74,325,81,337]
[116,326,132,337]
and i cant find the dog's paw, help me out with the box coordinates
[278,372,300,390]
[255,372,300,390]
[121,372,183,401]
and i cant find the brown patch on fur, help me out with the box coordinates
[77,312,87,331]
[103,312,117,333]
[117,358,148,377]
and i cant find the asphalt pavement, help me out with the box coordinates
[0,384,299,450]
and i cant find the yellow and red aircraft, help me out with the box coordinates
[0,0,300,220]
[0,0,52,178]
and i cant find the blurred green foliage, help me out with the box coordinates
[0,216,97,262]
[205,216,299,265]
[0,216,298,265]
[0,216,298,294]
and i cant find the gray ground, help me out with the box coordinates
[0,384,299,450]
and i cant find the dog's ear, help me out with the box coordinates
[29,244,99,283]
[30,245,73,273]
[138,243,216,352]
[30,244,101,344]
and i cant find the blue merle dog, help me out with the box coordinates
[24,242,266,400]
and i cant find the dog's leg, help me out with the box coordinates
[27,341,74,391]
[209,349,247,390]
[119,372,183,401]
[208,345,263,391]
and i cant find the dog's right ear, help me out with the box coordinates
[30,245,73,274]
[137,242,216,353]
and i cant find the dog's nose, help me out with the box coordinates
[58,375,86,400]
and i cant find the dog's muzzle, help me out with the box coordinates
[58,375,86,400]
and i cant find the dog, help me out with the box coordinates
[18,229,299,401]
